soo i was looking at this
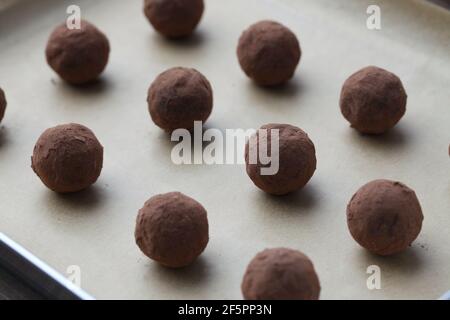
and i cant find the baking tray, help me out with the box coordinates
[0,0,449,300]
[0,233,92,300]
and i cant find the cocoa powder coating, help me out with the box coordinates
[46,20,110,85]
[245,124,316,195]
[340,66,407,134]
[0,87,6,123]
[241,248,320,300]
[237,20,301,86]
[144,0,204,38]
[347,179,423,256]
[31,123,103,193]
[135,192,209,268]
[147,67,213,132]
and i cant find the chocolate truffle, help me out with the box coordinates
[147,67,213,132]
[0,87,6,123]
[46,20,110,85]
[135,192,209,268]
[31,123,103,193]
[340,66,407,134]
[237,20,301,86]
[245,124,316,195]
[242,248,320,300]
[347,179,423,256]
[144,0,204,38]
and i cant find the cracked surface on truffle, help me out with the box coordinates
[46,20,110,85]
[241,248,320,300]
[340,66,407,134]
[147,67,213,132]
[135,192,209,268]
[144,0,204,38]
[31,123,103,193]
[347,179,423,256]
[245,124,316,195]
[237,20,301,86]
[0,87,6,123]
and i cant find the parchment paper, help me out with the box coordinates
[0,0,449,299]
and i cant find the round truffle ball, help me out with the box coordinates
[245,124,316,195]
[347,179,423,256]
[46,20,110,85]
[340,66,407,134]
[237,20,301,86]
[147,67,213,132]
[135,192,209,268]
[0,87,6,123]
[31,123,103,193]
[144,0,204,38]
[242,248,320,300]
